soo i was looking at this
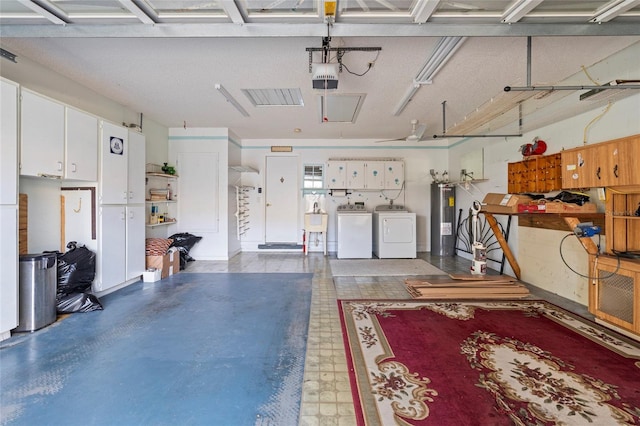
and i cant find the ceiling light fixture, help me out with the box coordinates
[215,84,250,117]
[590,0,640,23]
[393,36,466,116]
[0,48,17,63]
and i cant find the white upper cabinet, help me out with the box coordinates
[1,79,18,205]
[326,160,404,190]
[384,161,405,189]
[364,161,385,190]
[127,130,146,204]
[99,121,129,204]
[20,90,65,178]
[65,107,98,181]
[346,161,366,189]
[325,161,346,189]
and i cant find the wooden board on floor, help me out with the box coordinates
[406,281,520,288]
[405,278,517,287]
[412,285,529,295]
[448,273,515,281]
[409,293,530,300]
[405,273,530,300]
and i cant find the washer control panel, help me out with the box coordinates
[337,204,367,212]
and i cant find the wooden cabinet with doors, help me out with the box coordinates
[589,255,640,336]
[587,184,640,337]
[561,134,640,189]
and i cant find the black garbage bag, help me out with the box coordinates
[545,191,590,206]
[168,233,203,270]
[57,292,103,313]
[56,241,96,297]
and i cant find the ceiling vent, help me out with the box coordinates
[242,88,304,106]
[312,63,339,90]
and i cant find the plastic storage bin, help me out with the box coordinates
[15,253,58,332]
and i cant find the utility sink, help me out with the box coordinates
[304,213,328,231]
[304,213,328,256]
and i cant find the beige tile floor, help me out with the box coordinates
[184,251,591,426]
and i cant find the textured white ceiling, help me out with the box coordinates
[1,0,639,142]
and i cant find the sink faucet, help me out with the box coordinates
[313,202,319,213]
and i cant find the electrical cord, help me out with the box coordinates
[340,50,379,77]
[341,61,373,77]
[559,233,620,280]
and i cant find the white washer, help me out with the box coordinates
[336,204,372,259]
[373,204,417,259]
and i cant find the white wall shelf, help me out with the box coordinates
[146,220,177,228]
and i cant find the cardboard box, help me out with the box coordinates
[145,248,180,279]
[142,268,161,282]
[537,201,598,214]
[481,193,533,214]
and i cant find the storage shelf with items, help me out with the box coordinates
[507,153,562,194]
[235,185,252,239]
[605,186,640,256]
[145,163,178,231]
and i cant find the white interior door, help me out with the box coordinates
[265,156,298,243]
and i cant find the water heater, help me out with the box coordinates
[430,183,456,256]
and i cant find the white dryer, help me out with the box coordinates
[373,204,417,259]
[336,204,372,259]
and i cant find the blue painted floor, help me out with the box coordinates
[0,273,312,426]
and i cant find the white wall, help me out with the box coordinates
[238,141,448,252]
[447,92,640,305]
[168,128,230,261]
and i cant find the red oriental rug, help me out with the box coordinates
[338,300,640,425]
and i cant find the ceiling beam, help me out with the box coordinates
[2,22,640,38]
[117,0,157,24]
[16,0,68,25]
[220,0,246,24]
[590,0,640,23]
[502,0,545,24]
[412,0,440,24]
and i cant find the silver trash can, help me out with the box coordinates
[15,253,58,332]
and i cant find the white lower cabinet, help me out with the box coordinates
[0,206,18,339]
[96,205,144,293]
[126,205,145,281]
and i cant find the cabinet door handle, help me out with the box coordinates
[71,163,77,173]
[57,161,63,172]
[123,191,128,201]
[596,167,601,180]
[129,191,134,199]
[613,164,619,178]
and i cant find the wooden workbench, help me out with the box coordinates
[481,212,605,280]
